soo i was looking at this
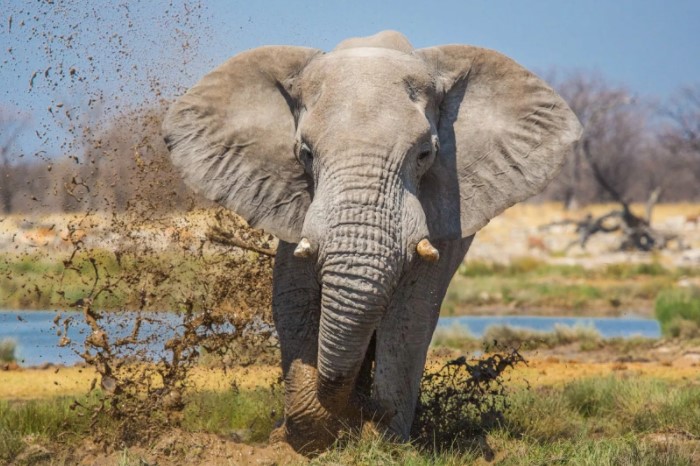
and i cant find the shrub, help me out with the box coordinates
[655,288,700,337]
[0,339,16,363]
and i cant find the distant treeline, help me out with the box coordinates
[1,72,699,215]
[0,104,198,215]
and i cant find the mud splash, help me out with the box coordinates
[3,0,283,448]
[412,349,526,454]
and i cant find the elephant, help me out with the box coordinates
[162,30,581,452]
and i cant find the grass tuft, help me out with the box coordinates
[430,324,478,351]
[182,387,283,443]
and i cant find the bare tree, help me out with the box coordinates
[542,72,658,208]
[0,109,28,214]
[659,84,700,200]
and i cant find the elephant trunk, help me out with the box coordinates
[315,210,403,412]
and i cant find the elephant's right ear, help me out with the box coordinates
[163,46,322,242]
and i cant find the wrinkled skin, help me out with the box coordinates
[163,31,581,453]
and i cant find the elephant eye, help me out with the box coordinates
[417,137,437,165]
[297,142,314,171]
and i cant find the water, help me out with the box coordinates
[438,315,661,339]
[0,310,183,366]
[1,310,661,366]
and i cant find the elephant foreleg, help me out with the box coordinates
[269,242,329,450]
[373,236,474,439]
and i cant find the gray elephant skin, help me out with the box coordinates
[163,30,581,453]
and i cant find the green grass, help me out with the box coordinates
[0,247,271,312]
[182,387,283,442]
[319,376,700,465]
[443,258,692,316]
[655,288,700,338]
[0,387,281,464]
[0,250,129,310]
[456,258,679,280]
[3,376,698,464]
[0,396,95,463]
[3,250,694,318]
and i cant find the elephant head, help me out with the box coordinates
[163,30,580,444]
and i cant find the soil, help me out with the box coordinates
[16,430,304,466]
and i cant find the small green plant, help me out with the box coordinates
[182,387,283,442]
[655,288,700,337]
[0,339,16,363]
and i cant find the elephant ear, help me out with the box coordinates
[415,46,582,240]
[163,46,322,242]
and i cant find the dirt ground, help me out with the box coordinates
[469,202,700,267]
[13,431,305,466]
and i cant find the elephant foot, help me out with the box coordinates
[276,360,344,454]
[275,359,396,455]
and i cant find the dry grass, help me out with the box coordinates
[3,348,699,402]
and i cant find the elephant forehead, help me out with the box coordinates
[302,48,436,103]
[299,50,436,144]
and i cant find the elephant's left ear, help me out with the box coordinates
[415,45,582,240]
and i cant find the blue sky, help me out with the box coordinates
[1,1,699,156]
[203,0,700,97]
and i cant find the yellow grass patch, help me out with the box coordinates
[4,356,697,401]
[510,358,700,387]
[0,364,281,400]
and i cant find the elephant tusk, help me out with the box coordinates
[416,238,439,262]
[293,237,315,258]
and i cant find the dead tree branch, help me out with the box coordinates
[205,209,277,257]
[206,226,276,257]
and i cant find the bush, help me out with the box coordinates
[0,339,16,363]
[665,318,700,339]
[655,288,700,337]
